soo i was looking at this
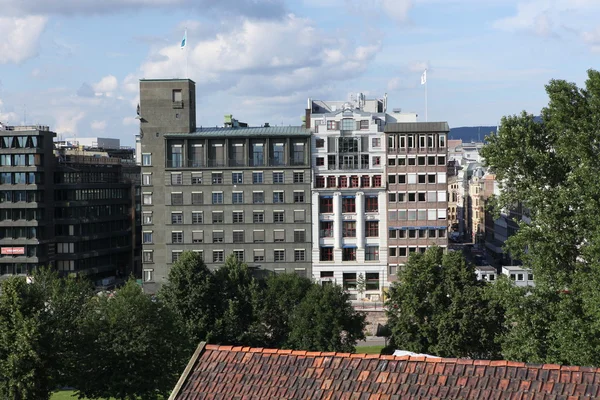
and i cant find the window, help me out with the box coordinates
[273,172,284,183]
[343,221,356,237]
[428,229,437,238]
[517,273,524,281]
[372,175,381,187]
[293,172,304,183]
[274,250,285,262]
[341,119,355,131]
[172,251,182,263]
[232,192,243,204]
[342,248,357,261]
[212,192,223,204]
[418,192,426,202]
[388,158,396,166]
[253,212,264,223]
[253,230,265,243]
[389,175,396,184]
[408,157,416,166]
[361,175,370,187]
[171,213,183,224]
[233,250,244,262]
[373,156,381,166]
[399,247,407,257]
[365,196,378,212]
[143,212,153,224]
[143,251,154,263]
[366,273,379,290]
[293,191,304,203]
[428,174,436,184]
[192,212,203,224]
[232,211,244,223]
[232,172,243,184]
[294,230,305,242]
[315,176,325,188]
[143,269,154,282]
[438,156,446,165]
[428,156,436,166]
[327,120,338,130]
[143,193,153,205]
[342,197,355,213]
[191,192,203,205]
[328,176,337,188]
[320,221,333,237]
[398,174,406,184]
[253,192,264,204]
[213,250,224,263]
[143,231,153,244]
[315,138,325,148]
[171,231,183,243]
[339,176,347,188]
[437,173,447,184]
[316,157,324,166]
[274,230,285,242]
[389,193,396,202]
[212,173,223,184]
[273,192,284,203]
[252,172,263,184]
[212,212,223,224]
[408,192,416,202]
[366,221,379,237]
[191,173,202,184]
[294,210,305,222]
[192,231,204,243]
[350,176,359,187]
[365,246,379,261]
[212,231,224,243]
[254,249,265,262]
[320,197,333,213]
[142,154,152,166]
[294,250,306,261]
[439,134,446,148]
[528,273,534,281]
[372,137,381,148]
[171,192,183,205]
[171,173,182,185]
[390,247,397,256]
[232,231,244,243]
[273,211,284,223]
[142,174,152,186]
[418,175,426,184]
[419,135,426,148]
[172,89,182,102]
[320,247,333,261]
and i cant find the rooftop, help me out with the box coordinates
[165,125,310,138]
[171,343,600,399]
[385,122,450,133]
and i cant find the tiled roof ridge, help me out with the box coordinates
[203,344,600,372]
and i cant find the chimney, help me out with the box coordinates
[305,108,311,129]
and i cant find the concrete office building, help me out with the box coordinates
[385,122,449,279]
[307,94,388,300]
[138,79,312,292]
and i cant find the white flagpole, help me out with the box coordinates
[185,28,188,79]
[425,76,428,122]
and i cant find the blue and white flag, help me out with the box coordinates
[181,29,187,49]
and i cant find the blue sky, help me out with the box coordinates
[0,0,599,146]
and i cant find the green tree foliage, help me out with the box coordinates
[74,279,184,400]
[481,69,600,365]
[159,251,218,347]
[386,247,503,359]
[287,283,366,352]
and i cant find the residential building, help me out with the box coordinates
[307,94,388,300]
[502,265,535,287]
[385,122,450,280]
[138,79,312,292]
[475,265,497,282]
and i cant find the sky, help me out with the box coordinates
[0,0,599,146]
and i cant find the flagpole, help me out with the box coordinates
[425,76,428,122]
[185,28,188,79]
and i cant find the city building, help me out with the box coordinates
[475,265,497,282]
[0,124,138,286]
[502,266,535,287]
[138,79,312,292]
[385,122,450,280]
[307,94,388,300]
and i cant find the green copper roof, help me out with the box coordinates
[165,126,310,137]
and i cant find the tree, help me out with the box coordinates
[159,251,219,347]
[386,247,503,359]
[287,283,366,352]
[258,273,313,348]
[74,279,185,400]
[481,69,600,365]
[356,273,366,300]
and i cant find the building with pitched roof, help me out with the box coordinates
[170,342,600,399]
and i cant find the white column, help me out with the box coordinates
[333,192,342,249]
[312,191,320,250]
[356,192,365,249]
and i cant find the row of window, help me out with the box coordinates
[388,191,447,203]
[388,155,446,167]
[388,209,448,221]
[143,249,307,264]
[54,188,128,201]
[388,134,447,149]
[0,227,41,239]
[158,171,307,186]
[314,155,382,169]
[319,221,379,238]
[314,175,383,188]
[0,172,44,185]
[388,228,447,239]
[144,229,308,244]
[318,196,379,213]
[0,136,42,149]
[390,246,435,257]
[0,154,43,167]
[388,173,446,185]
[0,209,44,221]
[315,119,374,133]
[54,204,128,219]
[319,246,380,262]
[144,210,307,225]
[142,191,308,206]
[55,171,120,184]
[0,190,44,203]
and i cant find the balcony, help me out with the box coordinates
[187,159,205,168]
[207,159,226,167]
[320,229,333,238]
[172,101,184,109]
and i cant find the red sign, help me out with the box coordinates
[1,247,25,255]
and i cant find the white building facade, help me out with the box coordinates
[308,95,388,300]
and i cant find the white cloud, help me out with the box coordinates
[90,120,107,130]
[582,27,600,52]
[381,0,413,23]
[55,110,85,135]
[122,117,138,126]
[137,14,381,97]
[0,16,47,64]
[93,75,118,95]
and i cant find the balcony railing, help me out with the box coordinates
[167,158,307,168]
[320,229,333,238]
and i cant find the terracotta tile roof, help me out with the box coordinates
[169,342,600,400]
